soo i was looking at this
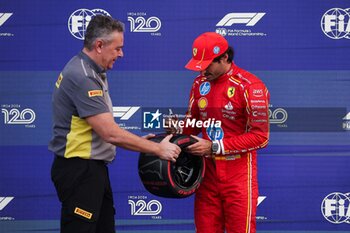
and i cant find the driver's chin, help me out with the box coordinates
[206,75,216,81]
[107,62,114,70]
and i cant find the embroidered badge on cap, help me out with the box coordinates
[213,46,220,54]
[193,48,198,56]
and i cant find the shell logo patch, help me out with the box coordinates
[88,90,103,97]
[74,207,93,219]
[227,87,235,98]
[198,97,208,110]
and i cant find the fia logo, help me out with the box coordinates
[216,28,228,36]
[143,109,162,129]
[128,15,161,33]
[321,8,350,39]
[128,199,162,216]
[2,108,36,125]
[321,192,350,224]
[68,9,111,40]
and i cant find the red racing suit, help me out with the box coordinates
[181,63,270,233]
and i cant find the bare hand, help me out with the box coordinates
[186,135,212,156]
[142,133,156,140]
[163,115,178,134]
[157,134,181,162]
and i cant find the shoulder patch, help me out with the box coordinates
[88,90,103,97]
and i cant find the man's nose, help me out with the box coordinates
[119,49,124,57]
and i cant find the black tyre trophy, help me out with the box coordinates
[138,134,205,198]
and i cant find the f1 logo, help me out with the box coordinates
[216,13,265,27]
[0,197,14,211]
[113,107,140,120]
[0,13,13,26]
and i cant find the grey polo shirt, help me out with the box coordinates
[49,51,116,162]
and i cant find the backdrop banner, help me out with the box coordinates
[0,0,350,232]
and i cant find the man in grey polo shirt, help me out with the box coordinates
[49,15,180,233]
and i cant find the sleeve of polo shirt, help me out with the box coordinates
[72,76,110,118]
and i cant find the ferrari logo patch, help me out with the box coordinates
[193,48,198,56]
[227,87,235,98]
[74,207,93,220]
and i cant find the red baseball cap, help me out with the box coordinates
[185,32,229,71]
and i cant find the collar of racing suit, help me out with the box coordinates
[207,62,240,84]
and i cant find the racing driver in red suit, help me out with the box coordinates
[179,32,270,233]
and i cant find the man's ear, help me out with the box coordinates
[222,53,229,63]
[95,39,103,54]
[217,53,228,64]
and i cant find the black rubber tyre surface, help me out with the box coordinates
[138,134,205,198]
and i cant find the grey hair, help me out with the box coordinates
[84,15,124,50]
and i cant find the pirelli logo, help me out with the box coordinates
[74,207,93,219]
[88,90,103,97]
